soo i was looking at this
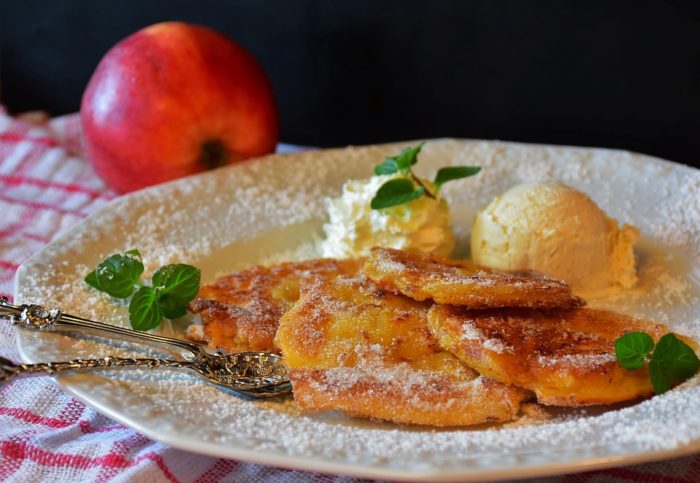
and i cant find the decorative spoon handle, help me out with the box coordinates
[0,355,192,383]
[0,297,202,357]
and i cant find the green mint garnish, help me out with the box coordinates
[374,144,422,175]
[84,249,144,298]
[84,270,99,291]
[129,286,162,331]
[85,250,200,331]
[152,264,201,319]
[157,293,189,320]
[370,178,425,209]
[434,166,482,189]
[374,158,401,176]
[152,264,200,302]
[649,333,700,394]
[371,143,480,210]
[615,332,700,394]
[615,332,654,370]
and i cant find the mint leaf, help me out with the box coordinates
[158,294,188,319]
[374,143,424,175]
[649,333,700,393]
[434,166,481,189]
[374,158,400,175]
[152,264,200,303]
[649,358,673,394]
[393,143,423,170]
[673,341,700,376]
[93,250,144,298]
[615,332,655,370]
[152,264,200,319]
[84,270,100,290]
[129,286,162,331]
[371,178,425,209]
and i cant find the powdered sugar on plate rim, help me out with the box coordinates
[13,139,700,481]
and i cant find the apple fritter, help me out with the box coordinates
[187,258,363,353]
[364,247,584,309]
[289,357,527,427]
[428,304,677,406]
[275,275,529,426]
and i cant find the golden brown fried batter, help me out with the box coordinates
[364,247,584,309]
[187,258,363,353]
[275,275,529,426]
[289,358,527,427]
[428,305,677,406]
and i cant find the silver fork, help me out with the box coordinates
[0,353,289,398]
[0,298,291,398]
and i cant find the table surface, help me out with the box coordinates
[0,107,698,482]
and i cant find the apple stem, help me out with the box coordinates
[200,140,229,170]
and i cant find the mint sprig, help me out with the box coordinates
[85,250,201,331]
[370,143,481,210]
[615,332,700,394]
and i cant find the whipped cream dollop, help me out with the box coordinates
[321,174,455,258]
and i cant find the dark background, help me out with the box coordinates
[2,0,700,167]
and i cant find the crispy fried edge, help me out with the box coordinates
[187,258,364,353]
[427,305,676,406]
[289,367,528,426]
[364,247,584,309]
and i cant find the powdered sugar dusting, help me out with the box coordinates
[537,353,618,367]
[461,323,483,341]
[647,171,700,263]
[460,322,509,354]
[14,140,700,480]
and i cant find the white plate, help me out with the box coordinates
[14,139,700,481]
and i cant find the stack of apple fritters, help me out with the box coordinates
[188,247,677,426]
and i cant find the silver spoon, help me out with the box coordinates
[0,298,291,398]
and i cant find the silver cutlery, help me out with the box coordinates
[0,298,291,398]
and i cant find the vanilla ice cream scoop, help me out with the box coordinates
[470,182,638,293]
[321,174,455,258]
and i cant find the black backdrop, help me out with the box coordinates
[2,0,700,167]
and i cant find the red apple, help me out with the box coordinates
[81,22,278,193]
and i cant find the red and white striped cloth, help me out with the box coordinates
[0,107,698,482]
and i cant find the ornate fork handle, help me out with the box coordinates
[0,298,292,397]
[0,355,192,383]
[0,297,202,358]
